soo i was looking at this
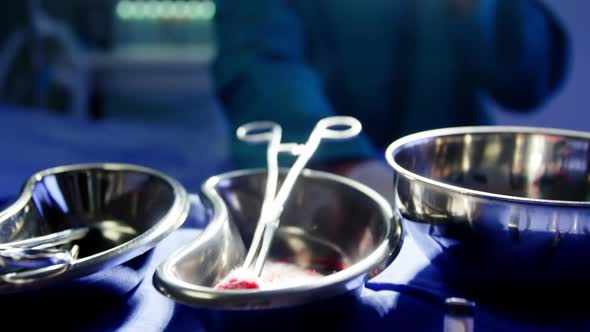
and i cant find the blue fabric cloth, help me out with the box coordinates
[212,0,569,168]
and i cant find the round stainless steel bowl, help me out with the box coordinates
[386,126,590,294]
[0,163,189,295]
[154,169,403,310]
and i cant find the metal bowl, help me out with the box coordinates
[386,126,590,294]
[154,169,402,310]
[0,163,189,295]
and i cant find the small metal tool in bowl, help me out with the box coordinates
[0,163,189,293]
[236,116,362,276]
[0,227,86,283]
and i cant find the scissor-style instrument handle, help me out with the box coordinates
[249,116,362,275]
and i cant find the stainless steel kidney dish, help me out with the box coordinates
[0,163,189,294]
[386,126,590,295]
[154,169,403,310]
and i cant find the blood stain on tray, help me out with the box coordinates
[215,261,324,290]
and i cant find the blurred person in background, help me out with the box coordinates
[0,1,90,115]
[212,0,569,198]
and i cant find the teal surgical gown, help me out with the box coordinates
[212,0,569,167]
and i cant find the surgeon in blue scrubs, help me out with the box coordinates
[212,0,568,196]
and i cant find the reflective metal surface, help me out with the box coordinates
[154,169,403,309]
[386,126,590,290]
[0,163,189,293]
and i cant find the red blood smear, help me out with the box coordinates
[216,278,260,290]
